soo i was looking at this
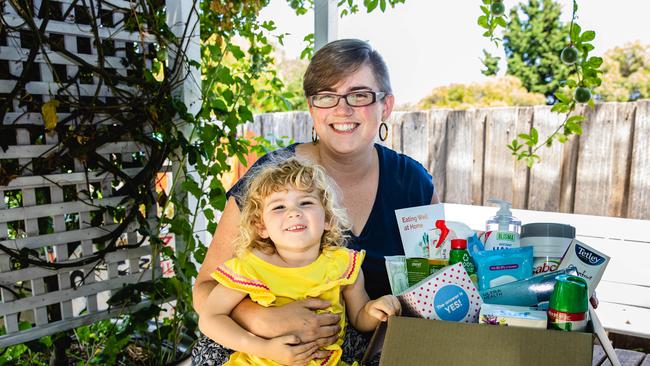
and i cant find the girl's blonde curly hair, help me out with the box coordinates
[234,158,350,257]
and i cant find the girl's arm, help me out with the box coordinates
[198,283,320,365]
[343,270,401,332]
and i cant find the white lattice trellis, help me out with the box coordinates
[0,0,199,347]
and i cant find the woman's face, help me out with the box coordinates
[308,64,394,156]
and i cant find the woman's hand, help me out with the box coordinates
[262,335,320,366]
[232,297,341,346]
[270,299,342,344]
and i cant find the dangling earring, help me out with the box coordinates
[379,122,388,142]
[311,126,319,143]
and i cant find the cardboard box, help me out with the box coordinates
[361,307,618,366]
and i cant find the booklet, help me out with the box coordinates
[394,204,445,258]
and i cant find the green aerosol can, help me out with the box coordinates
[548,274,589,331]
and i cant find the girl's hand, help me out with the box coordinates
[365,295,401,322]
[263,335,319,365]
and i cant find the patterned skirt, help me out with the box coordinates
[191,326,381,365]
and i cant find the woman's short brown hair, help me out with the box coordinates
[303,39,392,97]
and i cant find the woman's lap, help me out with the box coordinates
[191,326,372,365]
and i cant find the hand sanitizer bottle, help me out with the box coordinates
[484,199,521,250]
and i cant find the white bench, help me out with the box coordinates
[443,203,650,339]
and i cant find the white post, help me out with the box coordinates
[165,0,206,259]
[314,0,338,52]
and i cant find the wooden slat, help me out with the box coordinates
[400,111,429,168]
[482,107,520,205]
[0,300,157,348]
[4,15,156,43]
[0,246,152,283]
[0,80,136,96]
[4,112,118,126]
[597,282,650,309]
[513,107,534,209]
[593,345,607,366]
[628,101,650,220]
[0,46,129,72]
[575,103,635,217]
[0,220,148,250]
[1,167,144,189]
[0,195,129,223]
[261,112,293,146]
[427,109,449,201]
[594,302,650,339]
[0,141,145,159]
[385,111,405,153]
[601,349,645,366]
[527,106,565,211]
[291,112,312,144]
[444,109,485,205]
[640,355,650,366]
[443,202,650,242]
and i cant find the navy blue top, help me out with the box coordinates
[227,143,434,299]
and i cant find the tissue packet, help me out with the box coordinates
[559,239,610,297]
[398,263,483,323]
[479,304,547,329]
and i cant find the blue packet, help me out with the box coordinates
[473,246,533,291]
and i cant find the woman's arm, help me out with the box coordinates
[193,196,241,315]
[193,197,341,344]
[199,284,320,365]
[343,270,401,332]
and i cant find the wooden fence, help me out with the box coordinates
[248,100,650,220]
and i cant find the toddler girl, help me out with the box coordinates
[198,158,400,365]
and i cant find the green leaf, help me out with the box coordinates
[228,45,245,60]
[380,0,386,12]
[555,92,570,104]
[580,30,596,42]
[530,127,539,145]
[570,23,582,42]
[587,56,603,68]
[495,16,507,27]
[478,15,489,28]
[365,0,378,12]
[566,115,586,124]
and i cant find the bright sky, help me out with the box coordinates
[259,0,650,105]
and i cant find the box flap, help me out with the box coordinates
[379,316,593,366]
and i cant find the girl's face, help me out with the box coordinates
[258,188,329,257]
[308,64,395,155]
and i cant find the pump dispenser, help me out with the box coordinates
[483,199,522,250]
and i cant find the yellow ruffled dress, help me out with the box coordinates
[211,247,365,366]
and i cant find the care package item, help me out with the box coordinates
[385,255,409,295]
[520,223,575,276]
[394,204,445,258]
[448,239,477,283]
[548,274,589,332]
[479,304,548,329]
[482,199,521,250]
[428,220,478,261]
[474,246,533,291]
[398,263,483,323]
[480,267,578,307]
[559,239,610,296]
[405,258,430,287]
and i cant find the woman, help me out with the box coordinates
[192,39,439,365]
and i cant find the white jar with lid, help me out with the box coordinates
[520,223,575,275]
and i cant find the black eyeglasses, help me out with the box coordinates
[309,91,387,109]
